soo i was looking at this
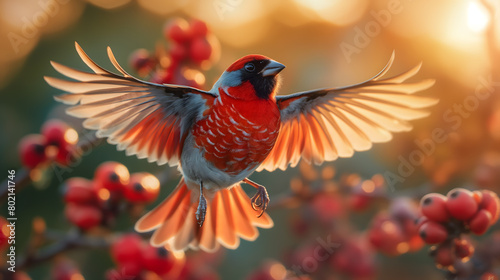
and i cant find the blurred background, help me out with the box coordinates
[1,0,500,279]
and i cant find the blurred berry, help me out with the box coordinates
[93,161,130,195]
[19,134,47,169]
[189,37,212,64]
[189,20,208,38]
[123,173,160,204]
[111,234,144,265]
[42,119,71,147]
[454,238,474,259]
[433,245,454,267]
[310,192,344,223]
[129,49,155,77]
[330,238,375,278]
[0,217,9,249]
[63,177,97,205]
[64,203,102,230]
[164,18,190,44]
[51,259,83,280]
[170,43,188,62]
[141,245,174,276]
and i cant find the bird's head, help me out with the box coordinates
[211,55,285,100]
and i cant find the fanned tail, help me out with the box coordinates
[135,177,273,252]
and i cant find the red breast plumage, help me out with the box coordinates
[46,43,437,252]
[193,81,280,175]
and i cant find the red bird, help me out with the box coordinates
[46,43,436,252]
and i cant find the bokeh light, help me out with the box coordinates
[467,0,490,32]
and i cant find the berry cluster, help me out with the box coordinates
[107,234,221,280]
[346,174,385,211]
[368,198,424,256]
[129,18,220,89]
[108,234,176,279]
[329,237,375,279]
[19,120,78,169]
[51,259,84,280]
[63,162,160,230]
[418,188,500,269]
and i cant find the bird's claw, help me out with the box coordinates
[196,194,207,227]
[251,185,269,218]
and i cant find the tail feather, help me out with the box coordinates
[135,177,273,252]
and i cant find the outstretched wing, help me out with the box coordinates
[45,42,216,166]
[257,52,437,172]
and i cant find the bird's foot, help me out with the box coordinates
[250,183,269,218]
[195,195,207,227]
[195,183,207,227]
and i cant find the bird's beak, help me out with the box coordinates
[261,60,285,77]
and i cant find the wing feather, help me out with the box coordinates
[47,42,215,166]
[258,54,437,172]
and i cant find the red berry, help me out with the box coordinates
[51,259,82,280]
[19,134,47,169]
[434,245,454,267]
[118,261,143,278]
[454,238,474,259]
[0,217,9,249]
[111,234,144,265]
[368,215,406,255]
[53,145,76,166]
[420,193,449,222]
[419,221,448,244]
[473,190,483,204]
[189,37,212,64]
[348,193,371,211]
[480,272,499,280]
[169,43,188,62]
[129,49,154,76]
[63,177,96,205]
[123,173,160,203]
[64,203,102,230]
[468,209,492,235]
[189,20,208,38]
[446,188,478,221]
[42,120,77,148]
[41,120,78,166]
[93,162,130,194]
[142,245,174,275]
[310,193,343,223]
[480,190,500,225]
[164,18,190,43]
[415,216,429,228]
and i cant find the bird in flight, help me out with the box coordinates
[46,42,437,252]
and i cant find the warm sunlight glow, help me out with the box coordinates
[141,175,160,192]
[361,180,375,193]
[294,0,367,26]
[396,242,409,254]
[467,1,489,32]
[98,188,110,201]
[115,165,130,184]
[64,128,79,145]
[172,250,185,260]
[269,263,287,279]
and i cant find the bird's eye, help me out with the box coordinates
[244,63,255,72]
